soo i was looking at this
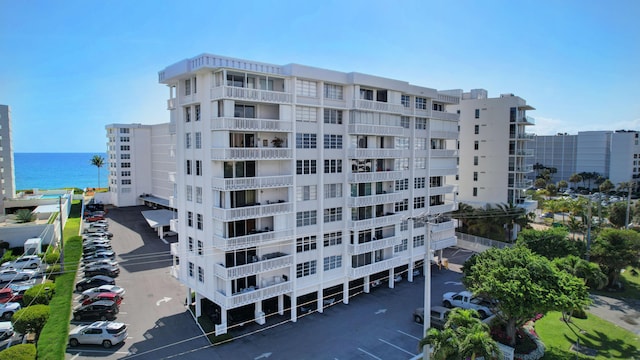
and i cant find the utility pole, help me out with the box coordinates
[59,196,64,272]
[625,180,633,230]
[585,196,592,261]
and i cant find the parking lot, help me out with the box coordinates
[65,205,475,360]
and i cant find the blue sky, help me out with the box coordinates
[1,0,638,152]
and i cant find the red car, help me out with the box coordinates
[85,215,105,222]
[82,292,122,306]
[0,288,17,304]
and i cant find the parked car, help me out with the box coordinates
[413,306,451,329]
[83,251,116,263]
[84,266,120,278]
[76,275,116,292]
[0,288,16,304]
[0,302,21,320]
[89,222,109,230]
[82,285,125,299]
[0,268,37,283]
[442,291,494,318]
[83,244,113,254]
[82,292,123,306]
[85,215,105,222]
[73,300,119,321]
[3,283,34,304]
[84,232,111,239]
[83,230,113,238]
[82,239,111,248]
[1,255,42,270]
[83,260,118,270]
[68,321,127,348]
[0,321,13,340]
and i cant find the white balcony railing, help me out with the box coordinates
[348,170,405,183]
[430,166,458,177]
[211,148,293,160]
[430,130,459,140]
[431,219,455,233]
[429,184,457,196]
[213,281,292,308]
[214,254,293,280]
[428,202,457,215]
[210,117,293,132]
[431,110,459,121]
[352,99,406,113]
[348,257,404,279]
[347,148,408,159]
[347,124,405,136]
[211,175,294,191]
[347,192,404,207]
[213,229,295,251]
[430,149,458,158]
[211,86,292,104]
[349,213,402,230]
[431,236,457,251]
[167,98,176,110]
[169,218,179,233]
[348,236,400,255]
[212,202,293,221]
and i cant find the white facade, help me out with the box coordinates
[159,53,460,332]
[448,90,536,211]
[105,123,176,207]
[528,133,577,184]
[576,131,612,177]
[608,130,639,185]
[0,105,16,213]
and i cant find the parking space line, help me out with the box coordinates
[397,329,421,341]
[357,348,383,359]
[378,338,415,356]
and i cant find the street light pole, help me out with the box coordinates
[59,195,65,272]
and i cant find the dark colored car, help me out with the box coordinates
[82,251,116,264]
[73,300,119,321]
[84,266,120,279]
[76,275,115,292]
[83,244,113,255]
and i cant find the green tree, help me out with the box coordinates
[0,344,36,360]
[609,202,629,228]
[534,178,547,189]
[569,173,582,190]
[566,216,585,240]
[462,246,589,346]
[516,227,584,259]
[553,255,607,290]
[589,228,640,287]
[557,180,568,191]
[12,304,50,343]
[599,179,614,195]
[419,327,459,360]
[90,154,105,190]
[459,324,502,360]
[14,209,34,223]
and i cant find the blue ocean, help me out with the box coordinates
[14,153,109,191]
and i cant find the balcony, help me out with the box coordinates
[437,93,460,105]
[512,149,534,157]
[347,236,400,255]
[348,257,404,279]
[511,180,533,189]
[213,229,295,251]
[430,219,455,233]
[211,147,293,160]
[169,218,179,233]
[430,165,458,177]
[348,148,408,159]
[430,236,457,251]
[430,130,459,140]
[428,202,457,215]
[213,281,292,309]
[348,170,405,183]
[214,253,293,280]
[430,149,458,158]
[352,99,406,114]
[211,175,294,191]
[517,133,535,140]
[211,86,292,104]
[210,117,293,132]
[347,192,404,207]
[348,123,405,136]
[509,164,533,173]
[212,201,293,221]
[431,110,459,121]
[429,184,456,196]
[349,213,402,230]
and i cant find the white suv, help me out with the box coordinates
[1,255,41,270]
[68,321,128,348]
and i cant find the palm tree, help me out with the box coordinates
[459,323,503,360]
[418,328,459,360]
[90,155,105,190]
[566,216,585,240]
[15,209,35,223]
[569,173,582,191]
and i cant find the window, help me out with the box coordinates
[120,137,129,142]
[474,125,479,134]
[296,106,317,122]
[360,88,373,100]
[296,185,317,201]
[324,134,342,149]
[296,235,317,252]
[197,240,203,255]
[415,138,427,150]
[121,170,130,177]
[196,213,203,230]
[324,231,342,247]
[120,162,131,168]
[186,185,193,201]
[185,107,191,122]
[414,177,426,189]
[198,266,204,282]
[473,187,478,196]
[185,133,192,149]
[474,140,479,150]
[415,97,427,110]
[296,133,317,148]
[196,186,202,203]
[324,207,342,223]
[187,211,193,227]
[474,156,478,166]
[296,79,317,97]
[414,196,425,209]
[414,158,426,169]
[120,145,130,151]
[188,237,193,252]
[475,109,480,119]
[186,160,192,175]
[195,105,201,121]
[324,183,342,198]
[121,179,131,185]
[119,128,130,134]
[188,262,194,277]
[395,178,409,191]
[296,261,317,278]
[401,95,410,108]
[324,255,342,271]
[473,172,478,181]
[296,210,317,227]
[395,199,408,212]
[415,118,427,129]
[396,137,410,149]
[401,116,410,128]
[324,84,343,99]
[196,160,202,176]
[395,158,409,170]
[400,220,409,231]
[324,159,342,173]
[195,132,202,149]
[185,79,191,96]
[394,239,408,253]
[324,109,343,124]
[296,160,317,174]
[413,234,425,247]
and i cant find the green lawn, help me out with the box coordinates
[536,311,640,359]
[591,266,640,303]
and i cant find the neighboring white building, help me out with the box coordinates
[158,53,460,333]
[528,133,577,185]
[609,130,640,185]
[105,123,176,207]
[0,105,16,213]
[448,90,536,212]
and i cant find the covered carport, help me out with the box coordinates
[140,209,177,242]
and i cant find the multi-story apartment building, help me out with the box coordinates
[528,133,577,184]
[158,54,460,333]
[0,105,16,213]
[448,90,536,212]
[105,123,176,207]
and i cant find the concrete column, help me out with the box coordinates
[186,288,192,306]
[408,262,415,282]
[255,301,265,325]
[342,282,349,305]
[278,294,284,315]
[317,292,323,314]
[364,275,371,293]
[195,293,202,317]
[388,269,395,288]
[290,296,298,322]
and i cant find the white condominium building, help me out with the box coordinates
[0,105,16,213]
[448,89,536,212]
[158,54,460,333]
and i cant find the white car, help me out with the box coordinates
[68,321,127,348]
[0,268,37,283]
[83,260,118,269]
[0,321,13,339]
[82,285,125,299]
[0,302,21,320]
[1,255,42,270]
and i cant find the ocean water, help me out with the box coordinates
[14,153,109,191]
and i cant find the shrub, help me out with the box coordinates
[0,250,15,264]
[44,249,60,265]
[45,264,61,282]
[12,305,50,343]
[0,343,36,360]
[23,283,56,305]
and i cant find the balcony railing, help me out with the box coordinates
[430,130,459,140]
[348,257,404,279]
[431,110,459,121]
[511,180,533,189]
[509,165,533,173]
[347,236,400,255]
[213,229,295,251]
[210,117,293,132]
[347,192,404,207]
[167,98,176,110]
[429,184,457,196]
[211,175,294,191]
[347,148,408,159]
[428,202,457,215]
[349,213,402,230]
[169,218,179,233]
[430,166,458,177]
[211,148,293,160]
[212,202,293,221]
[213,281,292,309]
[348,170,405,183]
[430,149,458,158]
[430,219,455,233]
[348,123,405,136]
[211,86,292,104]
[352,99,406,113]
[437,93,460,104]
[214,254,293,280]
[431,236,457,251]
[517,133,535,140]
